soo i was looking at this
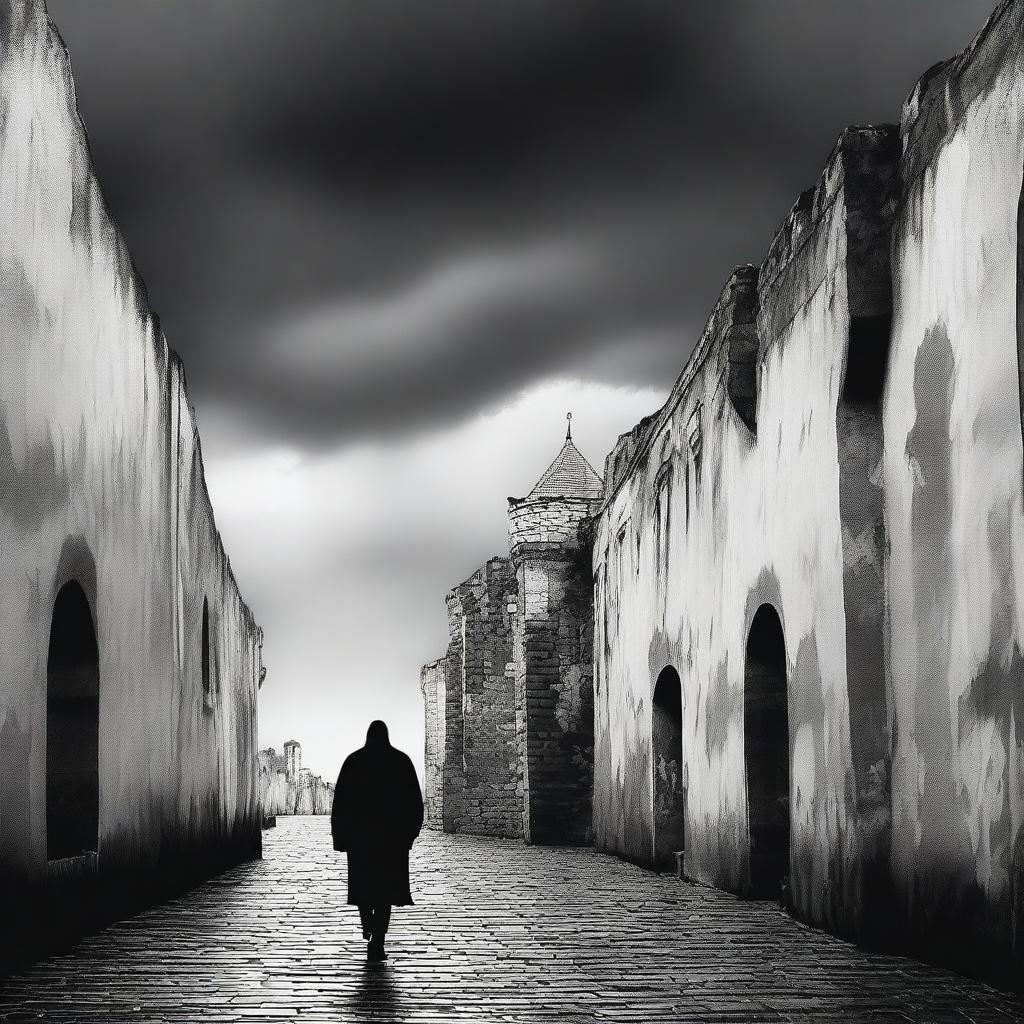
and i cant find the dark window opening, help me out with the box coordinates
[654,466,672,576]
[616,527,627,594]
[599,560,609,658]
[688,407,703,492]
[47,581,99,860]
[652,666,685,871]
[201,597,211,698]
[684,462,691,531]
[744,604,790,899]
[843,314,892,404]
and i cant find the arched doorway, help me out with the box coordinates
[47,581,99,861]
[744,604,789,898]
[652,665,684,870]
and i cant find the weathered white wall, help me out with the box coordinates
[883,0,1024,970]
[594,129,897,940]
[0,0,262,942]
[595,0,1024,979]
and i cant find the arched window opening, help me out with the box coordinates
[684,462,691,531]
[654,465,672,578]
[201,597,211,698]
[743,604,790,899]
[687,406,703,491]
[652,665,685,870]
[47,581,99,860]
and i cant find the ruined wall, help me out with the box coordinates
[883,0,1024,975]
[594,127,899,944]
[441,587,466,832]
[0,0,262,953]
[510,498,596,845]
[458,559,521,837]
[420,659,445,828]
[435,560,522,838]
[258,752,333,817]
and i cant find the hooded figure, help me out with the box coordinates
[331,720,423,961]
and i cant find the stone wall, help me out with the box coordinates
[594,0,1024,982]
[0,0,263,957]
[422,488,599,846]
[432,560,522,838]
[420,659,445,828]
[441,586,467,832]
[509,498,596,845]
[459,559,521,836]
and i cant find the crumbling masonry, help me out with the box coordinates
[422,426,602,845]
[425,0,1024,984]
[259,741,334,819]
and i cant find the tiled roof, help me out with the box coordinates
[528,438,604,501]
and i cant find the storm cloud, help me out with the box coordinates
[48,0,997,449]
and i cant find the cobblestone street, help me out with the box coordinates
[1,816,1022,1023]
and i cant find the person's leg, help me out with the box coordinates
[368,905,391,960]
[358,905,374,940]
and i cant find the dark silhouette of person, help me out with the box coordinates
[331,720,423,962]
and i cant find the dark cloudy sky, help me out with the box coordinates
[46,0,996,780]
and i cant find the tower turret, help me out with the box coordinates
[507,414,603,844]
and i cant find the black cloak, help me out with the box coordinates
[331,721,424,907]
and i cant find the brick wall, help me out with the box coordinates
[442,588,467,833]
[510,498,597,845]
[420,659,446,828]
[458,559,522,838]
[441,560,523,839]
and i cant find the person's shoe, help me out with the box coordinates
[368,938,387,962]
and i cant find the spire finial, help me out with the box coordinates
[566,411,573,442]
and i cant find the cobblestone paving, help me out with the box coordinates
[1,816,1023,1023]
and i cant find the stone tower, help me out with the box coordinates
[283,740,301,780]
[508,417,604,844]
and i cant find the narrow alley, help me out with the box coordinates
[1,818,1022,1023]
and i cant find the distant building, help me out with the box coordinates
[259,741,333,818]
[283,740,302,779]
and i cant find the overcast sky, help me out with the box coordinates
[46,0,996,781]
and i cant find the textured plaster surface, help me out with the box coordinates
[884,0,1024,966]
[594,0,1024,979]
[0,0,262,938]
[594,131,896,942]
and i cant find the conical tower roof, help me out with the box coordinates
[527,415,604,501]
